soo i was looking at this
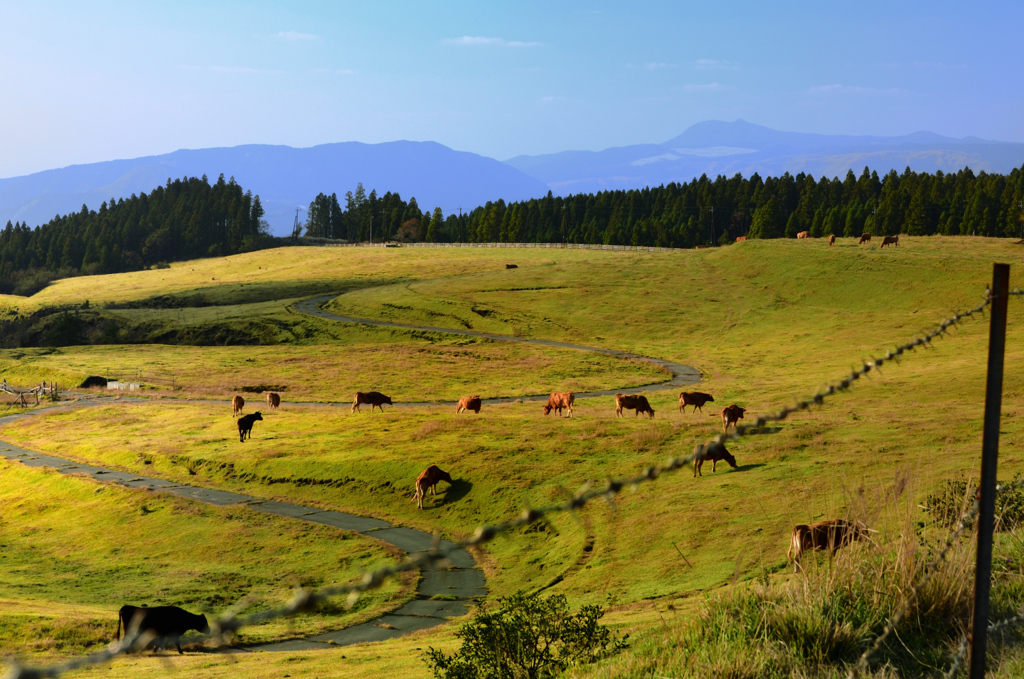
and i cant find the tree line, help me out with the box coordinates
[0,174,270,295]
[312,166,1024,248]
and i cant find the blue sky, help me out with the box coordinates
[1,0,1021,178]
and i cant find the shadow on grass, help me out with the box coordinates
[439,479,474,506]
[741,426,783,435]
[733,463,767,473]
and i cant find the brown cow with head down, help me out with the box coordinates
[232,395,244,417]
[719,404,745,431]
[828,234,835,246]
[614,393,654,418]
[352,391,393,413]
[693,443,737,477]
[456,395,482,414]
[543,391,575,417]
[787,518,868,572]
[415,464,453,509]
[858,233,871,244]
[679,391,714,414]
[266,392,281,410]
[881,235,899,248]
[797,231,810,239]
[735,236,747,242]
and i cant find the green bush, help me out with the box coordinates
[925,474,1024,530]
[425,590,627,679]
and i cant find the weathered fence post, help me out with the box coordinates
[970,262,1010,678]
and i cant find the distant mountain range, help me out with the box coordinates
[3,121,1024,236]
[0,142,549,237]
[505,120,1024,195]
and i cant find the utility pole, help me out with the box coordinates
[458,206,463,243]
[369,214,373,245]
[710,206,716,245]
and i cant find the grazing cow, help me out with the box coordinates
[614,393,655,418]
[719,404,745,431]
[881,235,899,248]
[266,392,281,410]
[679,391,715,414]
[415,464,453,509]
[735,236,747,242]
[787,519,868,572]
[456,395,482,414]
[693,444,737,477]
[352,391,393,413]
[237,411,263,442]
[797,231,810,239]
[115,605,209,654]
[231,395,244,417]
[828,234,835,246]
[858,233,872,244]
[543,391,575,417]
[505,264,518,269]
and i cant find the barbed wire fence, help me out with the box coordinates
[5,284,1024,679]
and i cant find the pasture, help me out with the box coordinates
[3,237,1024,677]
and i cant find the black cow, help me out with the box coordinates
[238,411,263,442]
[116,605,209,654]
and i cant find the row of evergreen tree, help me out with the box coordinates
[314,166,1024,248]
[0,174,269,294]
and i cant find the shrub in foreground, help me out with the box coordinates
[425,590,627,679]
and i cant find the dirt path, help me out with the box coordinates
[0,401,485,652]
[295,295,701,405]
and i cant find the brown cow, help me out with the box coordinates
[787,519,868,572]
[828,234,835,246]
[352,391,393,413]
[693,444,737,477]
[266,392,281,410]
[797,231,810,239]
[232,395,244,417]
[735,236,747,242]
[679,391,715,414]
[614,393,654,418]
[881,235,899,248]
[456,395,482,414]
[415,464,453,509]
[858,233,871,244]
[543,391,575,417]
[505,264,518,269]
[719,404,745,431]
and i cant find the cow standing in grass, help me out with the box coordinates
[543,391,575,418]
[232,395,244,417]
[693,444,737,477]
[352,391,392,413]
[787,519,868,572]
[237,411,262,442]
[679,391,714,414]
[415,465,453,509]
[858,233,872,244]
[456,395,482,414]
[881,235,899,248]
[266,392,281,410]
[614,393,654,418]
[115,605,209,654]
[719,404,745,431]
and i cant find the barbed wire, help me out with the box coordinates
[4,289,999,679]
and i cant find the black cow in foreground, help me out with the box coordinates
[116,605,209,654]
[238,411,263,442]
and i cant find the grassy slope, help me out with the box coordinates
[0,462,409,658]
[4,239,1024,676]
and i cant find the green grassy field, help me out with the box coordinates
[4,238,1024,677]
[0,462,409,658]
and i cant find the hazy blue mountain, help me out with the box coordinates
[0,141,550,236]
[504,120,1024,195]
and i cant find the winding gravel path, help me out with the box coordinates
[0,402,484,652]
[0,293,701,653]
[295,295,701,405]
